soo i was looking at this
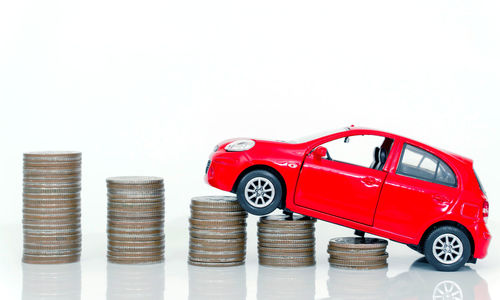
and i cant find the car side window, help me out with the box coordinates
[320,135,392,169]
[397,144,457,187]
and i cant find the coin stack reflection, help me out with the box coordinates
[107,263,165,300]
[257,265,315,299]
[23,151,82,264]
[107,176,165,264]
[328,237,388,270]
[188,196,247,267]
[22,263,81,300]
[188,265,246,300]
[258,214,316,267]
[326,267,389,299]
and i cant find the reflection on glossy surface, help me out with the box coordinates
[107,262,165,300]
[257,265,316,300]
[324,258,490,300]
[188,265,246,300]
[22,262,81,300]
[327,266,389,299]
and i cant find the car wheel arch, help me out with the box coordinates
[231,164,287,209]
[418,220,475,259]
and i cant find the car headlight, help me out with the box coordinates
[225,139,255,152]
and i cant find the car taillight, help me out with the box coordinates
[483,201,489,223]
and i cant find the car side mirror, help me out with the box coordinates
[312,146,327,159]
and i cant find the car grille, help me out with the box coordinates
[205,160,211,174]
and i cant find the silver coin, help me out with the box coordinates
[191,195,238,205]
[106,176,163,185]
[188,256,245,263]
[187,260,244,267]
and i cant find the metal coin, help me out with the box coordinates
[187,260,244,267]
[258,237,315,245]
[329,253,389,262]
[191,196,238,206]
[259,256,315,267]
[328,248,387,257]
[258,227,315,234]
[189,243,246,252]
[190,204,243,212]
[106,176,163,185]
[190,231,246,240]
[258,246,314,255]
[23,255,80,264]
[257,232,314,240]
[259,214,316,225]
[189,237,246,247]
[188,256,245,263]
[189,218,246,228]
[329,237,388,249]
[107,256,164,264]
[190,210,247,220]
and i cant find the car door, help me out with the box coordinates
[294,134,391,226]
[374,143,460,239]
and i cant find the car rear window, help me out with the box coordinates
[474,169,486,195]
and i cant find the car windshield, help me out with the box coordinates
[288,127,350,143]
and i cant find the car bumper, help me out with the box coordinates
[471,221,490,259]
[205,152,247,192]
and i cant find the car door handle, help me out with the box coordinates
[432,194,450,204]
[361,176,377,185]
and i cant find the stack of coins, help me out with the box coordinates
[188,196,247,267]
[107,176,165,264]
[257,214,316,267]
[328,237,388,269]
[23,151,82,264]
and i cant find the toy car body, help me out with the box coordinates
[205,126,490,271]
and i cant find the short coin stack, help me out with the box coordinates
[23,151,82,264]
[107,176,165,264]
[258,214,316,267]
[328,237,388,269]
[188,196,247,267]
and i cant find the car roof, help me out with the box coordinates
[342,126,473,166]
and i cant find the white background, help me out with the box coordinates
[0,0,499,299]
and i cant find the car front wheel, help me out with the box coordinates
[236,170,282,216]
[424,226,471,272]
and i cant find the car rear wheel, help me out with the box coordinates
[236,170,282,216]
[424,226,471,272]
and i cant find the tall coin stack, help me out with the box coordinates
[188,196,247,267]
[107,176,165,264]
[328,237,388,269]
[23,151,82,264]
[257,214,316,267]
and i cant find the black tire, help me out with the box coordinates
[236,170,283,216]
[407,244,424,254]
[424,226,471,272]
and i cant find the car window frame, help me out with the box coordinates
[396,143,458,188]
[316,133,394,171]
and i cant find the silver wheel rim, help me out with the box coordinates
[244,177,275,208]
[432,280,463,300]
[432,233,463,265]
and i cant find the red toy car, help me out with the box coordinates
[205,126,490,271]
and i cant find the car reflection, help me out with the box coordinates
[257,265,316,300]
[22,262,81,300]
[107,262,165,300]
[325,258,490,300]
[188,265,246,300]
